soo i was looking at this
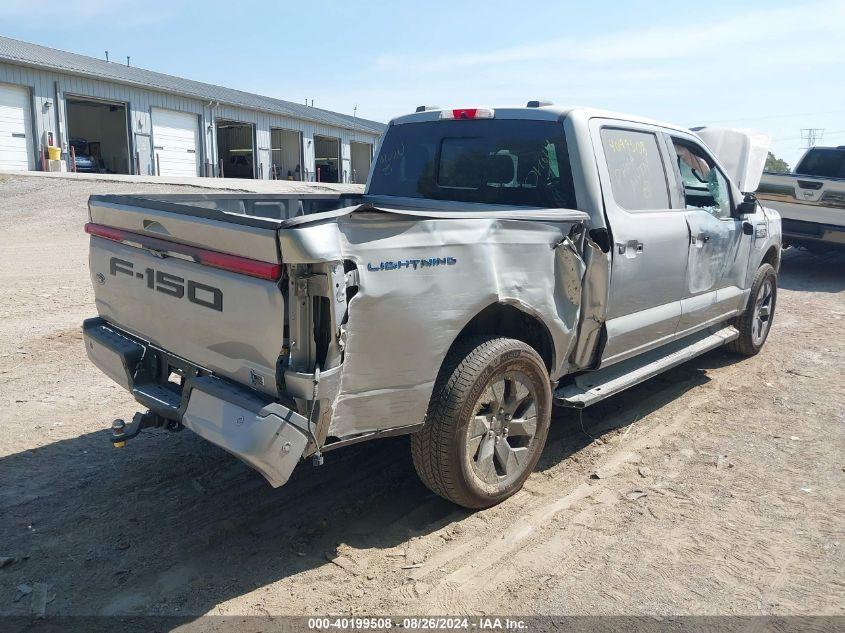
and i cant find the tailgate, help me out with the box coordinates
[757,175,845,226]
[89,194,283,261]
[86,196,285,396]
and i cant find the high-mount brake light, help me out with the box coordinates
[439,108,495,120]
[84,222,282,281]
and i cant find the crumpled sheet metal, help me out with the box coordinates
[570,234,611,370]
[279,207,589,438]
[685,213,744,295]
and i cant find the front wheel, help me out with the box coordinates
[411,336,551,509]
[729,263,777,356]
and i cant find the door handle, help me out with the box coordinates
[616,241,644,256]
[691,233,710,246]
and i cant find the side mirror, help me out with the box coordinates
[736,192,758,216]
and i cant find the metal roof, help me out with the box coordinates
[0,36,385,136]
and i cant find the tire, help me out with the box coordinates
[411,336,552,509]
[728,263,777,356]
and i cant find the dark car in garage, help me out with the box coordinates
[69,138,98,173]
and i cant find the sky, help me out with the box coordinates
[2,0,844,166]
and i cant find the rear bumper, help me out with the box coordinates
[781,219,845,248]
[82,318,309,487]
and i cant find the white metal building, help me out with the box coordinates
[0,36,383,182]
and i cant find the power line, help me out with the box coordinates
[771,129,845,142]
[699,109,845,125]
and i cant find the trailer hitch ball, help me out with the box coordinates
[110,411,162,447]
[111,419,127,448]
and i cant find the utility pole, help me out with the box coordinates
[800,128,824,149]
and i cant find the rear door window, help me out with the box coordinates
[599,128,670,211]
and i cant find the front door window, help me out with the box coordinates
[673,140,732,219]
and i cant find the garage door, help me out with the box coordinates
[0,83,33,171]
[151,108,199,177]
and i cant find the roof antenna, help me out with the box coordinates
[126,56,130,67]
[105,51,109,62]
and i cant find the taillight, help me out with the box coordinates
[439,108,495,120]
[84,222,282,281]
[198,250,282,280]
[85,223,126,242]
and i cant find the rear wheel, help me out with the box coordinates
[729,263,777,356]
[411,336,551,509]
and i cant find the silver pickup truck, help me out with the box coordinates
[83,104,782,509]
[756,146,845,252]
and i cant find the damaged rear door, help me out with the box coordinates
[591,121,689,365]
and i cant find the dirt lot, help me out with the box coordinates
[1,174,843,620]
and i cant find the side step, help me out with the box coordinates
[554,325,739,409]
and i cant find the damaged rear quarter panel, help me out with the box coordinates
[278,209,587,438]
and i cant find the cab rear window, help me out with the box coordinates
[795,148,845,179]
[367,119,576,208]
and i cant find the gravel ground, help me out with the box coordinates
[0,174,843,622]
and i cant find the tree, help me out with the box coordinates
[765,152,791,173]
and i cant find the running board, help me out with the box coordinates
[554,325,739,409]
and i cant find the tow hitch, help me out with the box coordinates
[111,411,183,447]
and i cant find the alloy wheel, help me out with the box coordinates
[467,373,538,486]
